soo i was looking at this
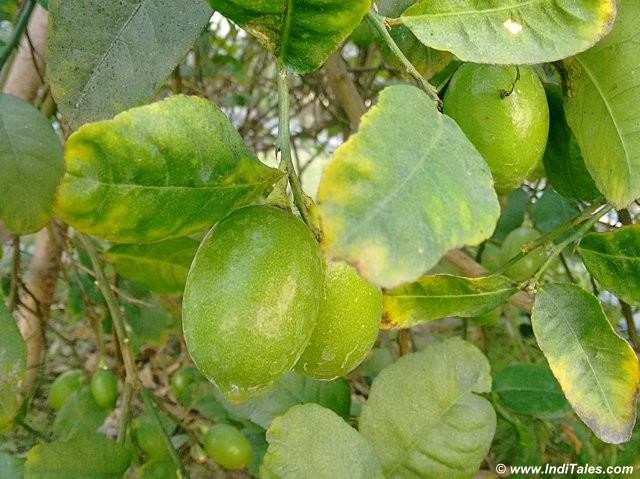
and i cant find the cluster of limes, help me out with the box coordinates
[182,205,383,403]
[49,367,118,411]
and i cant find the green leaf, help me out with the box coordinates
[0,301,26,429]
[0,1,18,21]
[261,404,384,479]
[493,188,528,243]
[221,371,351,430]
[359,338,496,478]
[53,385,108,441]
[25,432,131,479]
[54,95,282,243]
[531,283,640,444]
[530,187,580,234]
[209,0,369,73]
[578,225,640,304]
[542,85,601,202]
[564,0,640,208]
[0,93,64,233]
[382,274,517,328]
[401,0,616,65]
[46,0,213,130]
[106,238,199,295]
[0,451,25,479]
[318,85,500,289]
[493,363,571,417]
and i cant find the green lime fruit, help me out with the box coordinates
[132,410,176,460]
[90,368,118,410]
[295,261,382,380]
[203,424,252,470]
[170,366,203,404]
[443,63,549,194]
[500,226,547,282]
[49,369,84,411]
[183,205,324,402]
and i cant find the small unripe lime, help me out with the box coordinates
[90,368,118,410]
[49,369,84,410]
[170,366,203,404]
[295,261,382,380]
[500,226,547,282]
[183,205,324,402]
[203,424,252,470]
[443,63,549,194]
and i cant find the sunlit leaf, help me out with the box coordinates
[383,274,517,328]
[261,404,383,479]
[209,0,370,73]
[578,225,640,304]
[54,95,282,243]
[0,301,26,429]
[25,433,131,479]
[359,338,496,478]
[401,0,616,65]
[47,0,213,130]
[493,363,571,417]
[106,238,199,294]
[318,85,499,289]
[0,93,63,233]
[531,283,640,444]
[564,0,640,208]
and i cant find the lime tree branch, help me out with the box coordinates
[276,61,320,239]
[365,10,441,108]
[0,0,36,73]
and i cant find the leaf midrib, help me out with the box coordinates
[404,0,537,19]
[65,174,273,191]
[388,288,515,300]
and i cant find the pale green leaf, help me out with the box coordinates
[382,274,517,328]
[47,0,213,130]
[25,433,131,479]
[53,95,282,243]
[318,85,500,289]
[0,301,26,429]
[0,93,64,233]
[402,0,616,65]
[359,338,496,478]
[493,363,571,417]
[0,451,24,479]
[106,238,199,294]
[564,0,640,208]
[531,283,640,444]
[220,371,351,429]
[261,404,383,479]
[209,0,370,73]
[53,385,108,441]
[578,225,640,304]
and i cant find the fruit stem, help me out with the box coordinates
[365,10,441,109]
[528,204,613,287]
[0,0,36,73]
[276,61,321,240]
[140,388,189,479]
[116,381,133,443]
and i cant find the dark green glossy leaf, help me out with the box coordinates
[318,85,499,289]
[54,95,282,243]
[25,433,131,479]
[493,188,528,243]
[47,0,213,130]
[106,238,199,294]
[531,283,640,444]
[382,274,517,328]
[578,225,640,304]
[0,301,26,429]
[564,0,640,208]
[209,0,369,73]
[402,0,616,65]
[220,371,351,430]
[531,187,580,233]
[0,93,64,233]
[542,85,601,202]
[261,404,383,479]
[360,338,496,478]
[53,385,108,441]
[493,363,571,417]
